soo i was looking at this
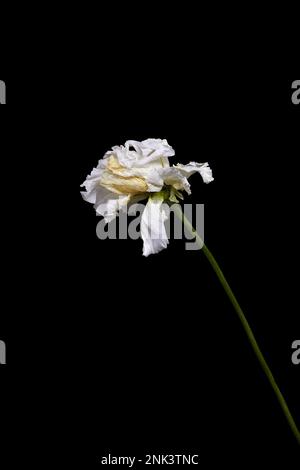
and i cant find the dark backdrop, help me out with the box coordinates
[0,72,299,466]
[76,78,299,464]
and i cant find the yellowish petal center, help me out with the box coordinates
[100,155,148,195]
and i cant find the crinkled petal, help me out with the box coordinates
[158,167,191,194]
[140,138,175,157]
[141,196,169,257]
[81,188,97,204]
[175,162,214,184]
[107,144,137,167]
[121,138,174,168]
[141,168,165,193]
[80,167,105,203]
[94,187,130,223]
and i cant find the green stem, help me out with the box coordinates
[173,204,300,445]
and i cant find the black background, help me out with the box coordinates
[75,78,300,465]
[0,63,299,467]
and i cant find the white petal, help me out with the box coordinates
[112,144,138,167]
[141,168,164,193]
[124,140,143,154]
[80,163,108,203]
[123,138,175,168]
[175,162,214,184]
[94,186,129,223]
[141,138,175,157]
[101,139,173,173]
[81,168,103,204]
[141,196,169,257]
[158,167,191,194]
[81,189,97,204]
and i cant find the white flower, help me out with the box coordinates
[81,138,214,256]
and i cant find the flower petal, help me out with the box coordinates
[123,138,174,168]
[141,196,169,257]
[175,162,214,184]
[94,186,130,223]
[158,167,191,194]
[80,166,105,203]
[141,138,175,158]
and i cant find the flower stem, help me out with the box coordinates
[173,204,300,445]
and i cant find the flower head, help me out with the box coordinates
[81,138,213,256]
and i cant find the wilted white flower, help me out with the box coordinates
[81,138,214,256]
